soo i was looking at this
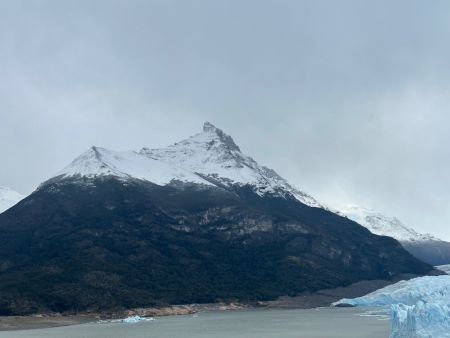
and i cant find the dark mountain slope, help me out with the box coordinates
[0,177,433,315]
[402,241,450,266]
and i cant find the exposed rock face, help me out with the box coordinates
[402,241,450,266]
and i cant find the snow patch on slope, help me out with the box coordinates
[338,205,436,242]
[0,186,26,213]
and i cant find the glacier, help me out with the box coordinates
[333,275,450,338]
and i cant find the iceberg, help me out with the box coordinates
[333,275,450,338]
[120,315,153,323]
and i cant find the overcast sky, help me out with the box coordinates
[1,0,450,239]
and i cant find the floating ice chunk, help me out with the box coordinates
[99,315,155,324]
[121,315,151,323]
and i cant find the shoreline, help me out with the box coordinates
[0,307,391,338]
[0,275,418,331]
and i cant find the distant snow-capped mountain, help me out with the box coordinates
[54,122,321,208]
[338,205,436,242]
[0,186,25,213]
[338,205,450,265]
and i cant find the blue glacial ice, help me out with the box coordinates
[390,301,450,338]
[333,275,450,338]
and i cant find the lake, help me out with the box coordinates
[0,307,390,338]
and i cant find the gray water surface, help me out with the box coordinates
[0,307,390,338]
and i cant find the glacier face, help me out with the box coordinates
[55,122,322,208]
[334,275,450,338]
[390,302,450,338]
[0,186,26,213]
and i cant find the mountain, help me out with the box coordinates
[338,205,450,265]
[0,123,434,315]
[0,186,25,214]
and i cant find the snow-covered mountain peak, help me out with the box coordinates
[54,123,321,208]
[338,205,437,242]
[141,122,252,174]
[61,146,121,177]
[140,123,322,207]
[0,186,26,213]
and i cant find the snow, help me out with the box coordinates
[59,146,212,187]
[0,186,26,213]
[57,122,321,207]
[338,205,437,242]
[333,275,450,338]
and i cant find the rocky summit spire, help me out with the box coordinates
[202,121,240,152]
[203,121,217,133]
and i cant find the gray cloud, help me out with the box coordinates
[1,0,450,239]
